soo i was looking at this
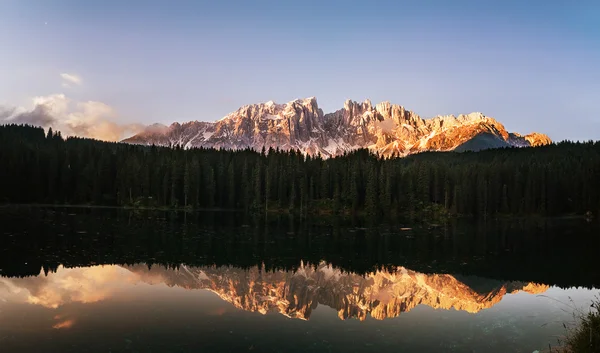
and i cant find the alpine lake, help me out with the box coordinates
[0,206,598,353]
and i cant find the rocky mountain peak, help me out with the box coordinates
[123,97,552,157]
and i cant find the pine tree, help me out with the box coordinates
[365,164,378,215]
[227,162,236,208]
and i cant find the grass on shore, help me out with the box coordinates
[553,296,600,353]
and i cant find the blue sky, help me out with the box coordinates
[0,0,598,141]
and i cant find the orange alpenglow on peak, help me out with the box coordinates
[122,98,551,157]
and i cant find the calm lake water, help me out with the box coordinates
[0,206,598,352]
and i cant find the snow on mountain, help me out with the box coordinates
[122,97,551,157]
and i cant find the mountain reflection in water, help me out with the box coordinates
[129,262,551,320]
[1,262,549,321]
[1,207,599,352]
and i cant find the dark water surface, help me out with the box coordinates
[0,206,598,352]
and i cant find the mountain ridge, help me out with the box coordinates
[125,262,549,321]
[123,97,551,157]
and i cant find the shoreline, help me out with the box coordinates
[0,203,595,223]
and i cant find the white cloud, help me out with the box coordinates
[60,73,82,86]
[0,93,145,141]
[0,265,142,309]
[32,94,70,116]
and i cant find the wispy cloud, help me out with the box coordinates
[60,73,82,86]
[53,319,75,329]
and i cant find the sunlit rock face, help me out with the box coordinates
[126,262,550,321]
[122,98,551,157]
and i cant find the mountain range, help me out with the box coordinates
[123,97,552,157]
[126,262,548,321]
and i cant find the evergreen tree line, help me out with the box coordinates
[1,124,599,218]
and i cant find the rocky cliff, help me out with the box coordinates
[123,97,551,157]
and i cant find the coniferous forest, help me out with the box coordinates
[1,124,599,218]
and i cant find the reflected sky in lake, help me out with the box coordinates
[1,263,597,353]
